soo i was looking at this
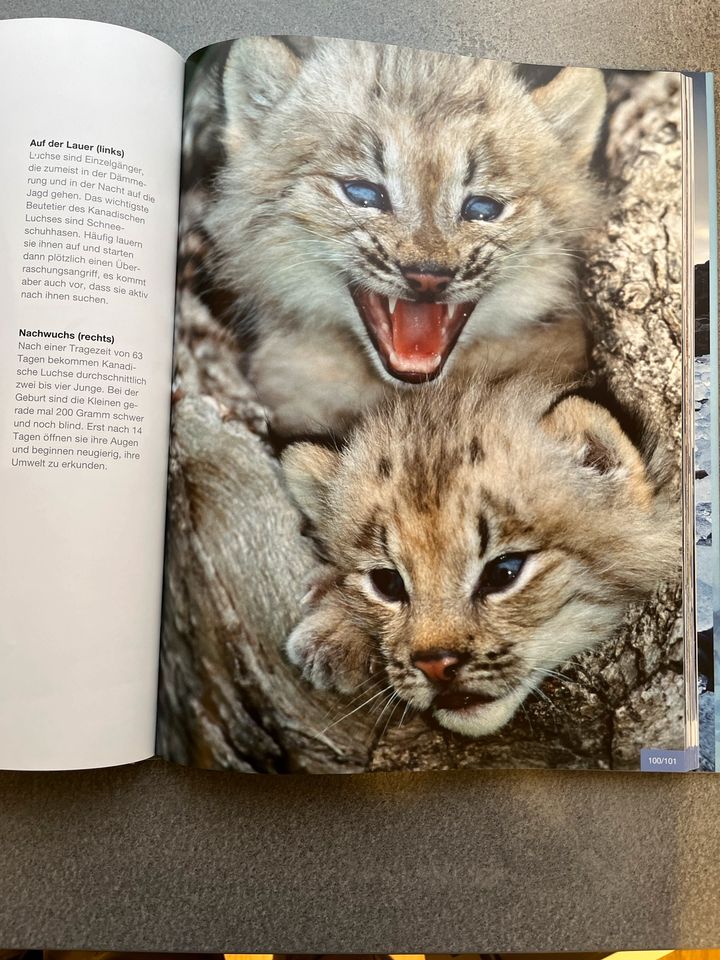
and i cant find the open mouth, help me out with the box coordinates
[350,288,476,383]
[433,690,500,712]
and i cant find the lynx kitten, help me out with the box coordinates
[209,37,607,435]
[282,377,679,737]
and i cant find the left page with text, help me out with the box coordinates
[0,18,184,769]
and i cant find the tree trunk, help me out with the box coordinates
[157,70,686,772]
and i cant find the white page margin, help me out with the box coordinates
[0,19,183,769]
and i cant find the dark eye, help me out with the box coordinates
[341,180,391,211]
[475,553,528,599]
[462,195,506,222]
[369,567,408,603]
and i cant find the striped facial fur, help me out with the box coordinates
[208,38,606,434]
[282,377,680,737]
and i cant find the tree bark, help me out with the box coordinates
[157,70,686,772]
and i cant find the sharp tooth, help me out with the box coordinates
[387,296,397,316]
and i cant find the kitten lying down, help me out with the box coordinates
[282,376,680,738]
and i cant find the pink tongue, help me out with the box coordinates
[391,301,447,359]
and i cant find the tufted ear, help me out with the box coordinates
[222,36,301,148]
[282,443,341,526]
[532,67,607,165]
[541,394,652,507]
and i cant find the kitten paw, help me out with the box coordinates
[286,597,372,694]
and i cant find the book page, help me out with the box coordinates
[690,71,720,770]
[0,19,183,770]
[157,39,689,774]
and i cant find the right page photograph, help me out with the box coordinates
[158,36,703,774]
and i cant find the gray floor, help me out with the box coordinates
[1,0,719,952]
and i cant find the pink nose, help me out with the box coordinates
[412,649,463,683]
[402,268,454,295]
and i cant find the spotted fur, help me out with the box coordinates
[282,376,680,737]
[207,37,607,435]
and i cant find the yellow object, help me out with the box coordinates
[225,955,274,960]
[607,953,674,960]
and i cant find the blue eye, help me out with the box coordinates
[475,552,528,599]
[462,195,506,222]
[341,180,391,211]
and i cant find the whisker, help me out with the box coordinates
[503,679,534,734]
[320,673,386,720]
[291,225,358,249]
[398,700,412,728]
[271,255,348,279]
[320,683,395,733]
[528,684,556,711]
[379,695,402,739]
[374,691,399,733]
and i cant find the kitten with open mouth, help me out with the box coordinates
[206,36,607,435]
[350,288,476,381]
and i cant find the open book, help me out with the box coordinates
[0,18,716,774]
